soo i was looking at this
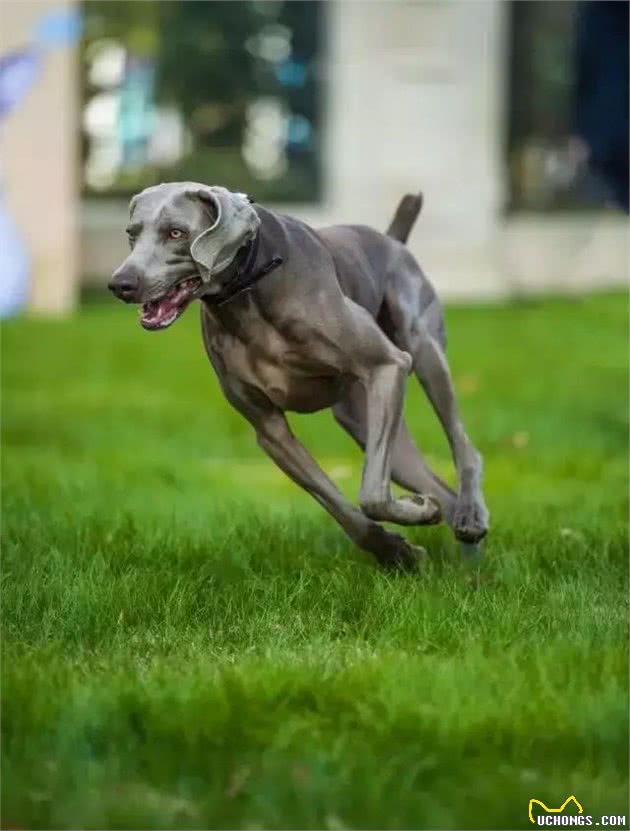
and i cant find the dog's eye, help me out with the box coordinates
[168,229,185,240]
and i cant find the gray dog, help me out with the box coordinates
[109,183,488,568]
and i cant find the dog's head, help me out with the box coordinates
[109,183,259,330]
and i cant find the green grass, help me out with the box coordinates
[2,292,628,830]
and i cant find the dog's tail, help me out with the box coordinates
[386,192,423,244]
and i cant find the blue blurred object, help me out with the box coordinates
[33,7,82,49]
[0,48,39,316]
[0,198,30,318]
[0,6,82,317]
[0,49,41,119]
[119,56,155,168]
[287,114,312,148]
[275,59,307,88]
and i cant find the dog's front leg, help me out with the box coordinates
[254,409,426,570]
[357,354,441,528]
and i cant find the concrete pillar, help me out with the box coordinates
[324,0,507,298]
[0,0,80,314]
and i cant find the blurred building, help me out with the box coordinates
[2,0,627,314]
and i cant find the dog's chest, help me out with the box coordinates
[202,306,347,413]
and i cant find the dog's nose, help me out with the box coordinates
[108,266,141,302]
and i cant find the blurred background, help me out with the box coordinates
[0,0,628,316]
[3,7,629,829]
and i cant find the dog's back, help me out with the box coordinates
[314,192,440,337]
[315,223,402,316]
[256,194,442,342]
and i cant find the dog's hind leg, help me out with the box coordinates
[409,330,488,543]
[382,261,489,544]
[333,383,456,522]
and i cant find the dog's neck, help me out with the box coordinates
[200,228,283,309]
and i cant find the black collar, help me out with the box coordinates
[202,233,283,308]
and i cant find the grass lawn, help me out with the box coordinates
[2,291,628,830]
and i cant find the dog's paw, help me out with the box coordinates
[376,533,429,572]
[360,523,429,571]
[400,494,442,525]
[362,494,441,527]
[453,498,489,543]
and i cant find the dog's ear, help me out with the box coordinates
[190,186,260,283]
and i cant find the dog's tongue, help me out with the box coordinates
[140,278,200,330]
[141,296,180,329]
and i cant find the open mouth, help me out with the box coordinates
[140,276,202,331]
